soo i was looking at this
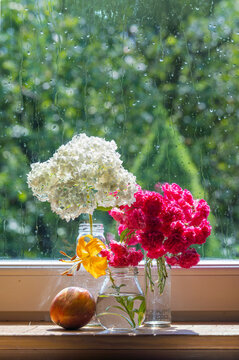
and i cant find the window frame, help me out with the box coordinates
[0,259,239,322]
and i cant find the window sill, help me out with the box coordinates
[0,260,239,322]
[0,322,239,359]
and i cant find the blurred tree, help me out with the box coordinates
[0,0,236,259]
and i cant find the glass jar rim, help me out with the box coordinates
[79,223,104,227]
[107,266,138,275]
[78,223,104,232]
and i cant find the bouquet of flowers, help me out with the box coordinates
[109,182,211,293]
[27,134,211,329]
[27,133,137,222]
[27,133,145,329]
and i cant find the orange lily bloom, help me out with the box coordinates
[76,235,107,279]
[60,235,107,279]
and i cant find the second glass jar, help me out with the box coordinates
[96,267,145,331]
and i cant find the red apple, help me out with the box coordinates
[50,287,96,330]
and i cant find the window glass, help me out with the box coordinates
[1,0,238,259]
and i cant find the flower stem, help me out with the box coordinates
[157,256,168,294]
[145,258,154,293]
[89,214,93,235]
[145,256,168,295]
[108,268,137,329]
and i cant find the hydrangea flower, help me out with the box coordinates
[27,133,137,221]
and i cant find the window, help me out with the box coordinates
[1,0,239,320]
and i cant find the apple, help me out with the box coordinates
[50,287,96,330]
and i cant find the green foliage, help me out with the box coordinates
[0,0,238,259]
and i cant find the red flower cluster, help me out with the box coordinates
[109,183,211,269]
[166,248,200,268]
[100,241,144,267]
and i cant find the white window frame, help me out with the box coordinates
[0,259,239,321]
[0,0,237,324]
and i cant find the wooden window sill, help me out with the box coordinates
[0,322,239,359]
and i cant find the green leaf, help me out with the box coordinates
[138,299,146,314]
[138,312,145,326]
[131,295,145,302]
[126,297,134,312]
[111,283,126,293]
[120,228,131,243]
[96,312,135,328]
[111,305,126,312]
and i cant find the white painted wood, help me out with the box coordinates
[0,260,239,320]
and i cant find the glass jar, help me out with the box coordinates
[96,267,145,331]
[73,223,106,327]
[77,223,105,244]
[143,259,171,328]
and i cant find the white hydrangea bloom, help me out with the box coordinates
[27,134,137,221]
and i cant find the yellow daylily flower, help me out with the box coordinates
[60,235,108,279]
[77,235,107,279]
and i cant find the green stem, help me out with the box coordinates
[89,214,93,236]
[145,256,168,295]
[145,258,154,293]
[108,268,136,329]
[157,256,168,295]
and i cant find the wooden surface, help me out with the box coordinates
[1,322,239,359]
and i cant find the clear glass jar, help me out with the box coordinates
[96,267,145,331]
[77,223,105,244]
[73,223,106,327]
[143,259,171,328]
